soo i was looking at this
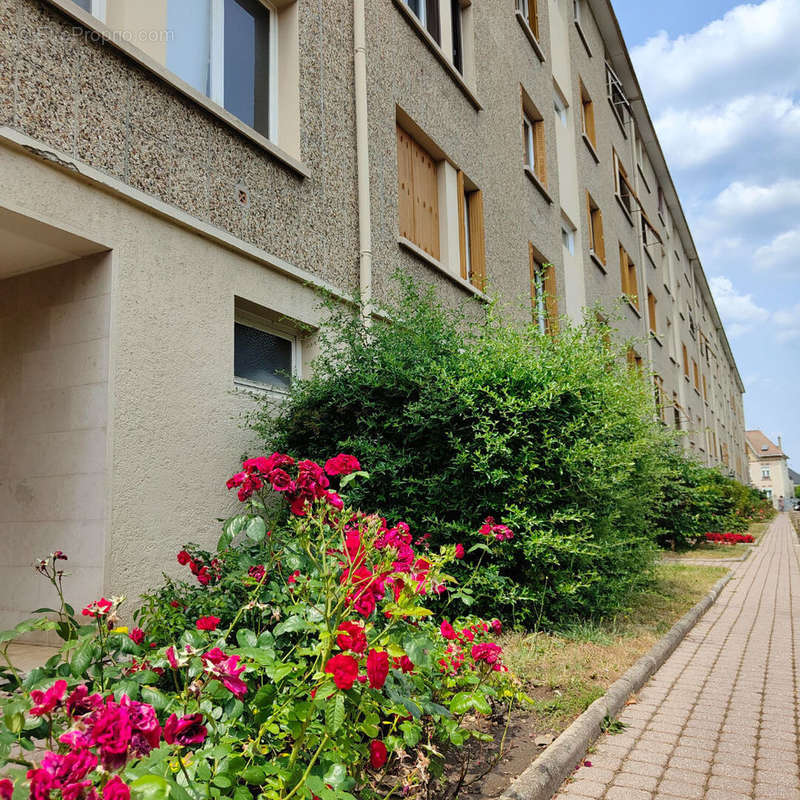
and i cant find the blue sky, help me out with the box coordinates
[613,0,800,473]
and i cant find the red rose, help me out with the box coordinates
[369,740,388,769]
[352,591,376,618]
[440,620,456,640]
[163,713,207,746]
[336,621,367,654]
[0,780,12,800]
[268,468,293,491]
[196,616,220,631]
[454,543,465,559]
[177,550,191,565]
[324,654,359,690]
[366,649,389,689]
[324,454,361,476]
[30,680,67,716]
[103,775,130,800]
[128,628,145,645]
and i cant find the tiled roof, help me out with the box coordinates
[746,430,786,459]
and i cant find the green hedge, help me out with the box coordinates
[252,283,673,627]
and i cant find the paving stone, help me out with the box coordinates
[604,786,652,800]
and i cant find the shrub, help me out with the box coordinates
[0,454,523,800]
[650,451,774,550]
[252,282,673,627]
[705,531,754,544]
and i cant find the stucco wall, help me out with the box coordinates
[0,254,109,636]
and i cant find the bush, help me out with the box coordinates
[0,454,522,800]
[650,451,774,550]
[253,282,673,627]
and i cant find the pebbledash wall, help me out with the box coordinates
[0,0,747,631]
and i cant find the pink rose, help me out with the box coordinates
[440,620,456,640]
[30,679,67,716]
[454,543,465,559]
[128,628,145,645]
[103,776,130,800]
[0,779,12,800]
[163,713,207,746]
[324,454,361,476]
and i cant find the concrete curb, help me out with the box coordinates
[499,570,735,800]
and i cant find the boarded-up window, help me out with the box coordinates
[529,244,557,335]
[647,289,657,333]
[586,192,605,264]
[397,125,440,260]
[458,174,486,290]
[619,245,639,308]
[580,81,596,148]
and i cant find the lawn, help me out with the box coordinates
[461,563,729,799]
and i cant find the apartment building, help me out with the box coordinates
[746,431,792,509]
[0,0,747,634]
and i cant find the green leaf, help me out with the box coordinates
[140,686,169,712]
[326,692,345,734]
[449,691,491,715]
[236,629,258,648]
[402,635,434,670]
[273,615,306,636]
[322,764,347,789]
[245,516,267,542]
[400,721,421,747]
[70,636,96,677]
[241,766,266,785]
[339,470,369,488]
[129,775,171,800]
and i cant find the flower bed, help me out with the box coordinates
[704,531,754,545]
[0,455,524,800]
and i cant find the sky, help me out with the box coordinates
[612,0,800,474]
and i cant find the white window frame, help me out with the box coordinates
[234,309,299,395]
[208,0,279,143]
[517,0,530,18]
[762,467,771,479]
[765,488,773,500]
[531,264,547,335]
[74,0,106,22]
[523,113,536,172]
[561,221,575,255]
[405,0,427,27]
[553,90,568,126]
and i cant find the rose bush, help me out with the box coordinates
[0,454,523,799]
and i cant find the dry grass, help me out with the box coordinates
[499,563,729,734]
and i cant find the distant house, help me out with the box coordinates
[789,468,800,499]
[746,431,792,509]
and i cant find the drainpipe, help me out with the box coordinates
[354,0,373,323]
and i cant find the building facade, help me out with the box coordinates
[0,0,747,634]
[746,431,792,509]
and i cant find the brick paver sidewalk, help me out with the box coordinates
[554,513,800,800]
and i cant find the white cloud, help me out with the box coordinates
[709,276,770,337]
[631,0,800,109]
[773,303,800,342]
[714,179,800,219]
[652,95,800,169]
[753,229,800,271]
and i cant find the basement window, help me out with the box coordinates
[234,313,297,392]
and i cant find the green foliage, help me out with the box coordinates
[650,449,774,549]
[253,281,673,627]
[0,465,521,799]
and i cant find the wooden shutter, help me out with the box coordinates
[648,290,656,332]
[467,190,486,291]
[586,192,594,251]
[619,245,628,295]
[411,137,440,259]
[628,259,638,307]
[457,169,467,280]
[543,262,558,334]
[682,343,689,376]
[593,206,605,262]
[533,119,547,186]
[397,125,415,242]
[529,0,539,39]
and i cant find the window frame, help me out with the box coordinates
[647,289,657,334]
[529,244,557,336]
[619,244,639,310]
[605,60,630,131]
[74,0,107,21]
[579,80,597,154]
[762,466,771,479]
[233,309,300,395]
[586,192,605,266]
[613,149,636,222]
[522,103,547,188]
[516,0,540,44]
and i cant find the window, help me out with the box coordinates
[573,0,581,23]
[613,150,635,219]
[657,185,665,217]
[627,347,642,372]
[765,488,773,501]
[702,373,708,402]
[561,220,575,255]
[673,394,681,430]
[73,0,106,19]
[450,0,464,73]
[529,245,557,335]
[234,315,296,392]
[586,192,605,264]
[762,467,771,479]
[516,0,539,41]
[692,359,700,391]
[554,89,568,126]
[397,125,440,260]
[522,106,547,187]
[606,61,629,128]
[165,0,277,140]
[579,81,596,150]
[647,289,657,334]
[619,244,638,308]
[404,0,441,42]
